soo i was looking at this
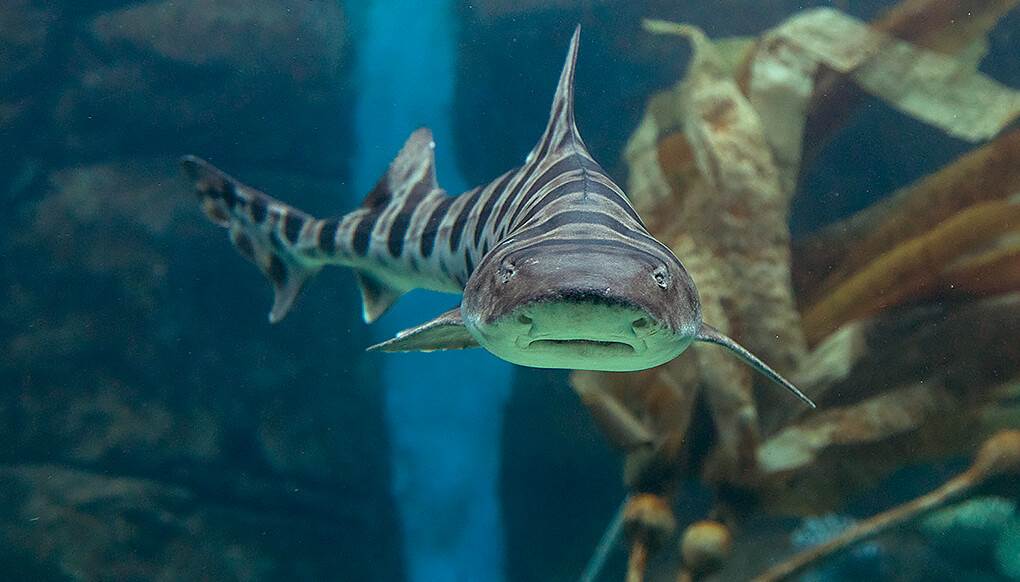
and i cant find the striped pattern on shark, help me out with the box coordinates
[181,26,815,408]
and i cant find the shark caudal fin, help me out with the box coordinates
[696,323,816,408]
[182,128,443,325]
[180,156,322,323]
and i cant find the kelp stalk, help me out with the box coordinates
[578,496,630,582]
[623,494,676,582]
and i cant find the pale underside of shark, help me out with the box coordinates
[181,26,815,408]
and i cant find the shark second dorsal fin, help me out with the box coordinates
[696,323,816,408]
[527,25,585,164]
[366,307,480,353]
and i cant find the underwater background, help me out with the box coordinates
[1,0,1019,581]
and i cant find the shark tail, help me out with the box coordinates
[181,129,441,325]
[180,156,323,323]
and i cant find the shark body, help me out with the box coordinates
[182,27,815,408]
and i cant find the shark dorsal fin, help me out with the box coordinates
[528,25,585,163]
[363,127,438,211]
[366,307,479,352]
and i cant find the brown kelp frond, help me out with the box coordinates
[758,383,949,504]
[655,21,809,483]
[795,0,1020,166]
[748,8,1020,197]
[734,0,1017,129]
[572,2,1020,579]
[873,0,1018,55]
[941,238,1020,298]
[761,294,1020,511]
[801,199,1020,344]
[795,128,1020,304]
[753,430,1020,582]
[572,358,701,490]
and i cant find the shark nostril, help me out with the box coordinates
[632,317,649,330]
[652,266,670,289]
[498,264,516,284]
[517,314,533,326]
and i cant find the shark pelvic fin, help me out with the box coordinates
[366,307,479,353]
[695,323,816,409]
[355,272,405,324]
[180,155,322,324]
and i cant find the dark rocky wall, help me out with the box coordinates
[1,1,404,580]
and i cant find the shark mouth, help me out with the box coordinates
[520,337,638,355]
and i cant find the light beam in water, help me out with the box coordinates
[350,2,511,580]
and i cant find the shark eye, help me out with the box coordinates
[498,263,516,284]
[652,266,670,289]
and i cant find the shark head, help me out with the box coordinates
[460,239,701,372]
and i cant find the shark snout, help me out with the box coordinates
[506,299,661,355]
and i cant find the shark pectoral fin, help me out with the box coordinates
[366,307,480,353]
[695,323,817,409]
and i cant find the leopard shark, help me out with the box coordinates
[181,26,815,408]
